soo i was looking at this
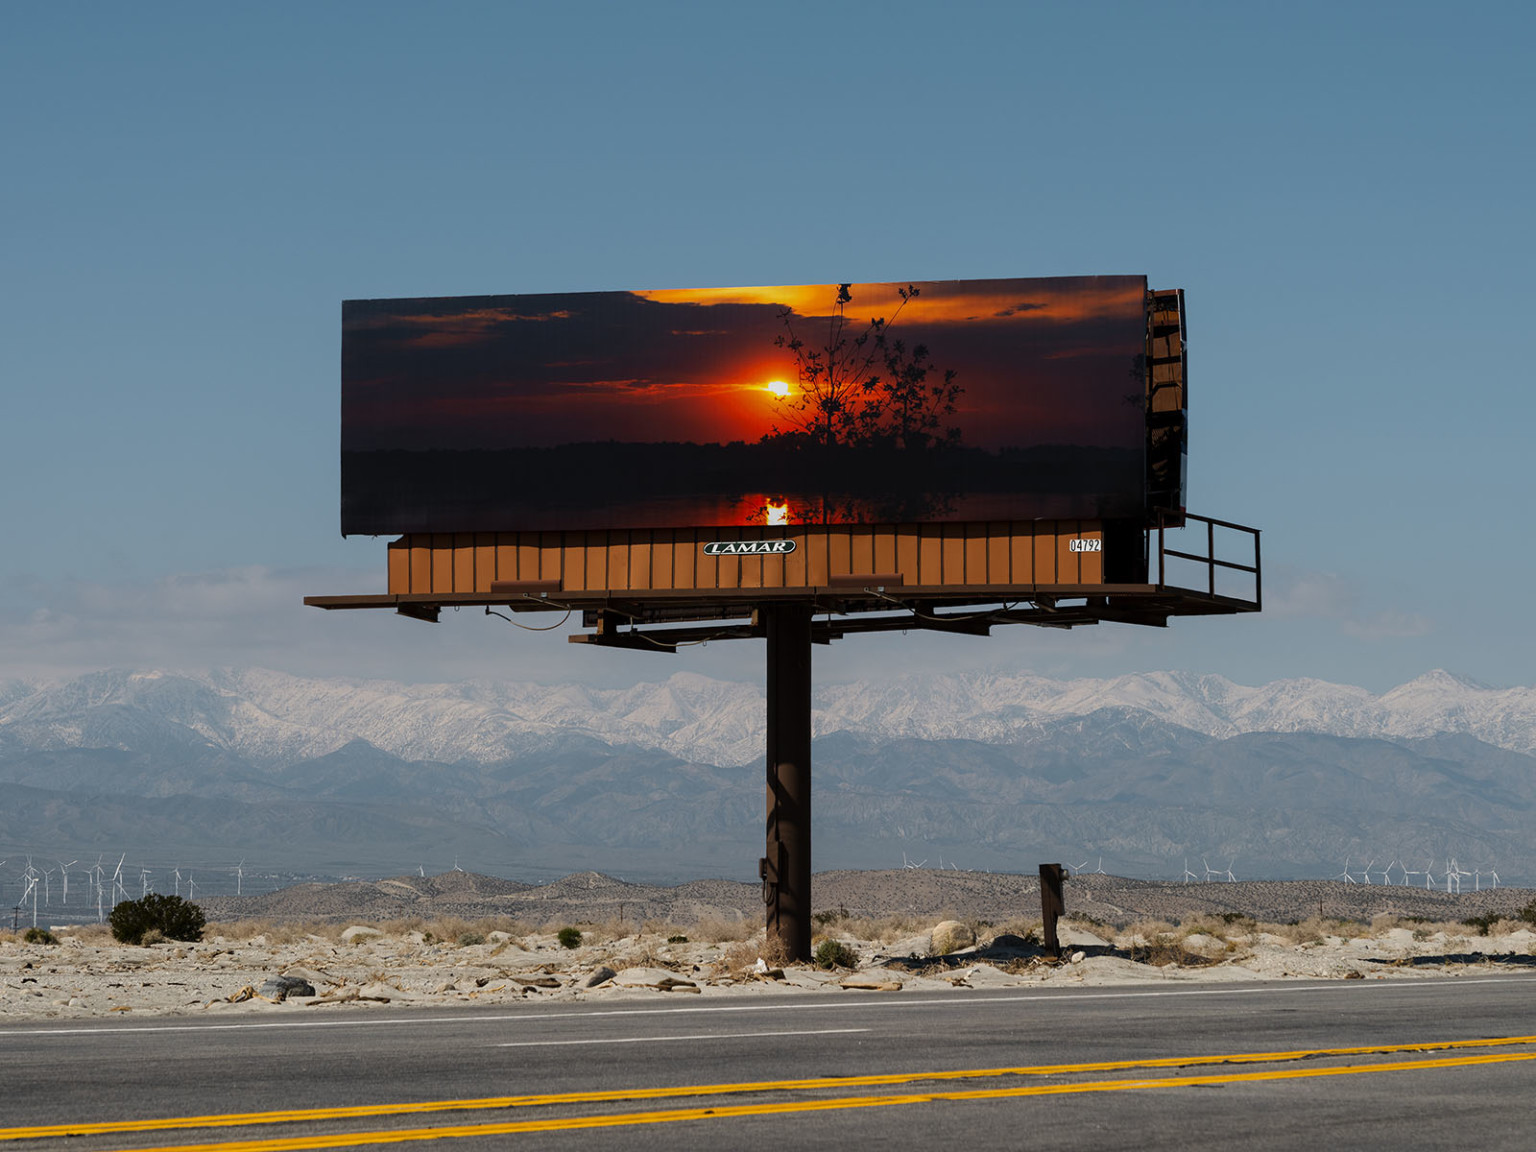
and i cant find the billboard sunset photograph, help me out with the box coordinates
[341,275,1151,533]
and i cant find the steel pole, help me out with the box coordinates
[762,603,813,962]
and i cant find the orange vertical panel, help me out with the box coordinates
[761,543,784,589]
[388,541,410,594]
[895,528,919,586]
[918,525,943,586]
[738,546,764,589]
[652,530,675,591]
[1056,525,1078,585]
[826,529,852,578]
[561,535,588,592]
[1011,524,1035,585]
[516,535,539,582]
[804,529,830,585]
[409,541,431,594]
[671,531,696,590]
[940,525,965,585]
[783,528,807,587]
[420,535,445,594]
[606,533,630,591]
[849,526,874,574]
[964,527,988,585]
[1033,525,1058,586]
[629,537,653,591]
[453,534,475,593]
[873,528,897,576]
[494,534,516,584]
[987,523,1011,585]
[474,534,497,592]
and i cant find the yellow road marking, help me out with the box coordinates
[5,1034,1535,1143]
[94,1050,1536,1152]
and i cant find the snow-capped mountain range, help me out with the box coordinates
[1,666,1532,769]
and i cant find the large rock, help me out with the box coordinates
[930,921,976,955]
[259,976,316,1000]
[582,966,617,988]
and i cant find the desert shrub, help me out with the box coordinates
[557,926,582,949]
[457,932,486,947]
[1518,899,1536,926]
[813,906,850,927]
[110,894,206,945]
[666,934,689,944]
[813,939,859,969]
[23,927,58,945]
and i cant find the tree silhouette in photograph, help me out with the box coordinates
[763,284,965,522]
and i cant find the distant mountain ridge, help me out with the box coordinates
[3,667,1536,886]
[3,667,1535,770]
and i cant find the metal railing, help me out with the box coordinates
[1153,511,1261,608]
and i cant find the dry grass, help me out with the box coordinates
[830,913,927,945]
[212,918,343,944]
[686,913,753,943]
[715,934,791,978]
[1117,919,1177,946]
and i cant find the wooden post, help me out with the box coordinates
[1039,863,1065,957]
[762,603,813,962]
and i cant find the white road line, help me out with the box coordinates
[493,1027,869,1048]
[2,977,1526,1038]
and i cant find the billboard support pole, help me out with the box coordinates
[762,602,813,963]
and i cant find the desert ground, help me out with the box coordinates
[5,870,1534,1020]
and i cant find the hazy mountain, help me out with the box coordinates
[2,667,1534,888]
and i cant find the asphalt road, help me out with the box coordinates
[3,977,1535,1150]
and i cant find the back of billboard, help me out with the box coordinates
[341,276,1165,535]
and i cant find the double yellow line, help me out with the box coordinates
[6,1035,1534,1150]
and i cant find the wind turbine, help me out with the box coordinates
[1423,859,1438,889]
[111,854,127,903]
[20,874,39,928]
[1072,860,1090,877]
[1400,861,1422,887]
[1181,858,1199,884]
[1449,859,1470,894]
[1223,858,1237,883]
[1336,857,1356,884]
[1359,859,1375,885]
[1486,866,1500,889]
[1377,860,1395,886]
[57,861,76,906]
[236,860,244,897]
[173,866,183,897]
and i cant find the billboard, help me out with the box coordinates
[341,276,1155,535]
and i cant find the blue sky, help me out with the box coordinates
[2,1,1532,692]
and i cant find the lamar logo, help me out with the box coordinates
[703,539,797,556]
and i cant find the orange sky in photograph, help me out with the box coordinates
[342,276,1149,452]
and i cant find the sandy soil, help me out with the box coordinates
[5,913,1535,1021]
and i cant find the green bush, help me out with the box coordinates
[813,939,858,969]
[109,894,206,945]
[457,932,486,947]
[23,927,58,945]
[667,934,689,944]
[556,926,582,949]
[1518,899,1536,926]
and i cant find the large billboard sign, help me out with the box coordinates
[341,276,1158,535]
